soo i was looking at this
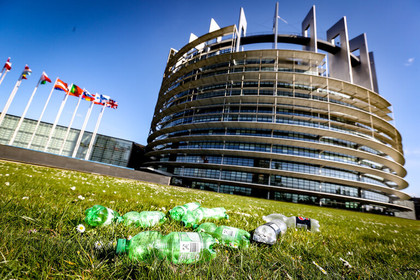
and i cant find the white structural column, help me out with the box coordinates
[235,7,247,52]
[72,101,94,158]
[9,78,42,145]
[84,105,106,160]
[27,78,58,149]
[209,18,221,42]
[0,77,24,127]
[43,93,70,152]
[59,93,83,155]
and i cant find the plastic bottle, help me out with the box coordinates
[116,231,163,261]
[252,218,287,245]
[153,232,218,264]
[85,205,122,227]
[169,202,201,221]
[181,207,229,228]
[117,232,218,264]
[196,222,251,249]
[122,211,166,228]
[263,213,320,232]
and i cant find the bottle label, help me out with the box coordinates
[222,227,237,237]
[103,208,115,226]
[265,222,282,235]
[295,217,311,230]
[180,241,200,253]
[179,232,202,262]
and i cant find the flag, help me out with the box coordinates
[68,84,83,97]
[21,65,32,79]
[81,90,95,101]
[54,79,68,92]
[3,58,11,71]
[94,93,110,105]
[106,99,118,109]
[40,72,52,84]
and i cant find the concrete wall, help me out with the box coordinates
[0,144,171,186]
[394,200,416,220]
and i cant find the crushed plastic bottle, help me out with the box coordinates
[252,218,287,245]
[117,231,217,264]
[264,213,320,232]
[181,207,229,228]
[116,231,163,261]
[122,211,166,228]
[195,222,251,248]
[85,205,122,227]
[169,202,201,221]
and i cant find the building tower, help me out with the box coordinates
[145,5,411,213]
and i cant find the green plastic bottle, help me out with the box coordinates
[181,207,229,228]
[169,202,201,221]
[85,205,122,227]
[196,222,251,249]
[153,232,218,264]
[116,231,163,261]
[122,211,166,228]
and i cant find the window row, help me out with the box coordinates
[172,166,390,203]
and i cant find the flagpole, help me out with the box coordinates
[0,68,9,87]
[85,104,105,160]
[0,75,24,127]
[44,85,72,152]
[59,92,83,155]
[273,2,279,49]
[72,101,94,158]
[9,76,42,145]
[27,77,58,149]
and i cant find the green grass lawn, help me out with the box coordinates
[0,160,419,279]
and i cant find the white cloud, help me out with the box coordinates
[404,57,415,66]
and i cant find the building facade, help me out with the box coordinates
[0,114,133,167]
[145,6,411,213]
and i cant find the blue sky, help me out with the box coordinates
[0,0,419,197]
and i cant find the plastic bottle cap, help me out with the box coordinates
[116,239,127,254]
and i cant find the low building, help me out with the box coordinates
[0,113,135,167]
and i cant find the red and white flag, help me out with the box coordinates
[3,57,11,71]
[40,72,52,84]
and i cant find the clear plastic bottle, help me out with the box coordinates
[252,218,287,245]
[196,222,251,248]
[263,213,320,232]
[85,205,122,227]
[122,211,166,228]
[169,202,201,221]
[116,231,163,261]
[153,232,218,264]
[181,207,229,228]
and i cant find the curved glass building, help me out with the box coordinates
[145,5,411,213]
